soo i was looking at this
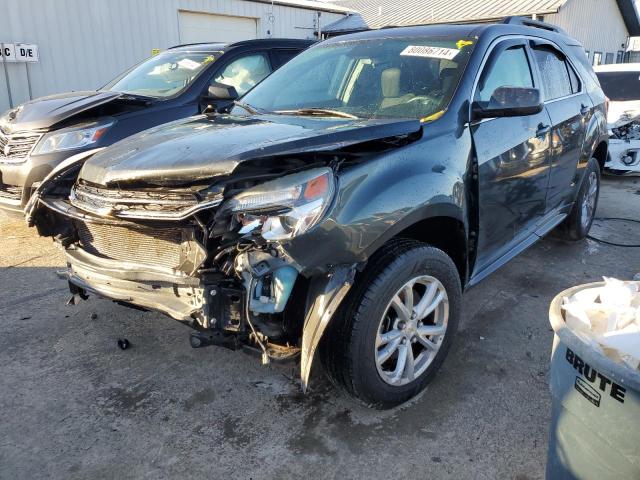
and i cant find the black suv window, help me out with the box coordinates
[477,46,534,102]
[271,49,301,69]
[212,53,272,96]
[531,46,575,100]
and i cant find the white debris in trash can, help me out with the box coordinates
[562,278,640,370]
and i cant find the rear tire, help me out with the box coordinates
[557,157,600,240]
[319,239,461,409]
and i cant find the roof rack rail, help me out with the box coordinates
[502,16,567,35]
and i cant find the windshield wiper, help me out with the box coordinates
[233,100,269,115]
[275,108,359,119]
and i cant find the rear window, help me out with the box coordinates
[595,71,640,101]
[532,47,573,100]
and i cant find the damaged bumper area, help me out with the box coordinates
[29,157,358,388]
[606,136,640,173]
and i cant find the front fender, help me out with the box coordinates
[282,134,469,275]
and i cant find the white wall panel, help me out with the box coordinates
[546,0,629,61]
[0,0,345,113]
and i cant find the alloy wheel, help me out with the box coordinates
[375,275,449,386]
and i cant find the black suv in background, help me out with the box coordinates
[28,18,607,408]
[0,38,313,215]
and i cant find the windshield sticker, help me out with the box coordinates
[400,45,460,60]
[456,39,474,49]
[177,58,202,70]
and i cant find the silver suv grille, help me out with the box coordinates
[70,182,221,220]
[0,129,43,162]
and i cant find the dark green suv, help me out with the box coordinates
[28,18,608,408]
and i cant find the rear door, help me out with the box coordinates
[471,39,553,272]
[530,41,589,213]
[178,11,258,43]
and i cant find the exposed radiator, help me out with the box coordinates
[75,221,186,270]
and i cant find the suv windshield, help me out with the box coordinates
[104,50,220,98]
[596,71,640,101]
[238,36,475,120]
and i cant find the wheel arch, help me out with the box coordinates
[592,140,608,172]
[361,204,469,288]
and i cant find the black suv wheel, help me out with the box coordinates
[320,239,461,409]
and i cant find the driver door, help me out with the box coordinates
[470,39,553,275]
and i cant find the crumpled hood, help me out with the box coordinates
[607,100,640,130]
[0,90,123,132]
[79,114,422,187]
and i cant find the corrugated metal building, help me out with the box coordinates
[0,0,349,113]
[325,0,640,65]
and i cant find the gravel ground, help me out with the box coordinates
[1,175,639,479]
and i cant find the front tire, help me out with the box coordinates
[320,239,461,409]
[557,157,601,240]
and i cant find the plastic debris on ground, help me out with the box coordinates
[562,278,640,370]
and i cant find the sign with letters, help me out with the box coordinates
[1,43,39,62]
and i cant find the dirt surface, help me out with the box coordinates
[1,176,639,479]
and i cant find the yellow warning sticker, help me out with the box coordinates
[456,40,474,50]
[151,48,161,56]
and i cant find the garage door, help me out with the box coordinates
[178,11,258,44]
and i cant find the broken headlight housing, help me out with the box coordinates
[224,167,335,241]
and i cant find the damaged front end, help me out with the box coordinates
[27,149,358,390]
[605,103,640,174]
[26,111,423,390]
[607,122,640,173]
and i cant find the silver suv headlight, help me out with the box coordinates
[224,167,335,241]
[33,121,114,155]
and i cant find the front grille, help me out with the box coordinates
[70,182,216,221]
[0,129,42,162]
[0,184,22,201]
[75,221,186,270]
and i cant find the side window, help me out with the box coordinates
[271,49,300,69]
[532,47,573,100]
[567,62,581,94]
[477,46,534,102]
[212,53,272,96]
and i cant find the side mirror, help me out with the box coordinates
[206,82,239,101]
[472,87,543,120]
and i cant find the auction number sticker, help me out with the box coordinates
[400,45,460,60]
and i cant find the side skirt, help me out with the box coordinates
[468,207,570,287]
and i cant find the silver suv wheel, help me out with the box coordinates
[375,275,449,386]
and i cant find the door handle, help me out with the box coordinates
[536,123,551,137]
[580,104,590,116]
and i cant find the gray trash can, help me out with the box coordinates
[547,282,640,479]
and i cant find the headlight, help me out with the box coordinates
[224,167,335,241]
[32,122,113,155]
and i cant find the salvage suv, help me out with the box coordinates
[0,38,312,215]
[28,18,608,408]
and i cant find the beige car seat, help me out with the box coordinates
[380,67,415,110]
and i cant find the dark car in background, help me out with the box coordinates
[0,38,313,215]
[28,18,608,408]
